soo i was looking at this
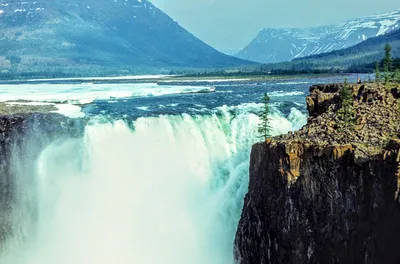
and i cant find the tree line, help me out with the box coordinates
[257,44,400,143]
[374,44,400,83]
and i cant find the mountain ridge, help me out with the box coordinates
[237,10,400,63]
[291,28,400,69]
[0,0,253,76]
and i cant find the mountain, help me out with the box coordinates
[293,28,400,69]
[0,0,252,77]
[220,48,243,56]
[236,27,334,63]
[237,10,400,63]
[255,28,400,74]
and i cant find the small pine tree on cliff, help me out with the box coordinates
[394,69,400,83]
[338,79,355,138]
[383,43,392,83]
[258,93,272,141]
[375,62,381,83]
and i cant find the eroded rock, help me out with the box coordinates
[235,82,400,264]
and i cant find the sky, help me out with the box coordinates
[149,0,399,52]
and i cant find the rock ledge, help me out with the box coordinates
[235,83,400,264]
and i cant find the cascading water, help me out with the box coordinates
[0,107,306,264]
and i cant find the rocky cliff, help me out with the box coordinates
[235,82,400,264]
[0,113,85,247]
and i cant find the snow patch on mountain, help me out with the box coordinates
[237,10,400,63]
[0,0,250,74]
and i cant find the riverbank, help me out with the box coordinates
[0,73,362,85]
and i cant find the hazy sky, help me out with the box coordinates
[149,0,399,51]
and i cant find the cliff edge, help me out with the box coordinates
[235,83,400,264]
[0,113,85,247]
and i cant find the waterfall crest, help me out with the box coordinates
[0,109,306,264]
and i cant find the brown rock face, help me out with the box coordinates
[302,83,400,148]
[235,83,400,264]
[307,83,342,116]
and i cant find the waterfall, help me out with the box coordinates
[0,108,307,264]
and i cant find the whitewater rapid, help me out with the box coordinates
[0,107,306,264]
[0,83,215,105]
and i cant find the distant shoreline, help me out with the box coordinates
[0,73,366,85]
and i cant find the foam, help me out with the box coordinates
[0,108,307,264]
[54,104,85,118]
[25,75,171,82]
[268,91,305,97]
[160,78,252,83]
[0,83,215,105]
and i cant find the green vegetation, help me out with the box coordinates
[384,44,393,71]
[248,29,400,74]
[375,62,381,82]
[374,43,400,84]
[239,37,400,75]
[394,69,400,82]
[383,44,392,83]
[258,93,272,141]
[182,66,343,77]
[338,79,355,139]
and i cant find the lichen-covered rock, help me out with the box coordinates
[0,103,57,115]
[303,83,400,149]
[235,82,400,264]
[307,83,341,116]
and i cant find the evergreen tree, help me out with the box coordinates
[338,79,355,140]
[383,43,392,83]
[393,58,400,70]
[375,62,381,83]
[394,68,400,83]
[258,93,272,141]
[383,43,392,72]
